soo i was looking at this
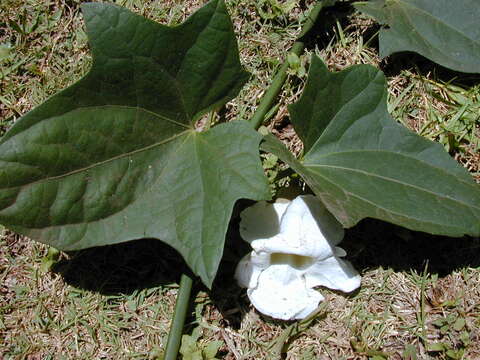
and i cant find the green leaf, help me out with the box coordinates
[354,0,480,73]
[453,317,466,331]
[0,0,270,287]
[203,340,223,359]
[402,344,418,360]
[180,334,200,360]
[0,44,12,61]
[427,342,447,352]
[179,328,222,360]
[263,56,480,237]
[39,246,61,274]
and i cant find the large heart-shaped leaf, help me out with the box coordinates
[0,1,270,287]
[355,0,480,73]
[263,56,480,237]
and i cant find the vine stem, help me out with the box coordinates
[249,0,334,130]
[162,2,332,359]
[163,274,193,360]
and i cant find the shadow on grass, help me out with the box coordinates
[51,237,188,295]
[304,0,480,88]
[342,218,480,276]
[50,199,480,330]
[381,51,480,88]
[49,201,252,331]
[301,1,357,52]
[210,215,480,328]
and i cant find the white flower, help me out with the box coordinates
[235,195,361,320]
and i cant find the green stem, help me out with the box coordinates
[163,274,193,360]
[249,0,332,130]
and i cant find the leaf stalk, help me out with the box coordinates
[163,274,193,360]
[249,0,333,130]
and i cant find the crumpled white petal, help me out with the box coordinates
[247,264,324,320]
[304,256,361,293]
[235,252,270,289]
[278,194,345,256]
[235,195,361,320]
[239,200,289,243]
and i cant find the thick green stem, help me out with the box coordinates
[249,0,332,130]
[249,42,304,130]
[163,274,193,360]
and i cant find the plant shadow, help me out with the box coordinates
[301,1,356,51]
[52,237,188,295]
[49,201,253,328]
[48,163,479,335]
[342,218,480,276]
[306,1,480,87]
[381,51,480,87]
[208,215,480,330]
[50,199,480,331]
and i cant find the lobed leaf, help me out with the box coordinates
[355,0,480,73]
[0,0,270,287]
[263,56,480,237]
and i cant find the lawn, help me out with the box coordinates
[1,0,479,359]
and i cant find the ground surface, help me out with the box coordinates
[1,0,479,359]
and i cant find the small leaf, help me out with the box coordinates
[427,342,447,352]
[0,44,12,61]
[460,331,471,346]
[263,56,480,237]
[125,300,137,312]
[39,246,60,273]
[440,324,450,334]
[203,340,223,359]
[0,0,270,287]
[370,356,387,360]
[355,0,480,73]
[446,349,464,360]
[432,318,447,327]
[263,154,278,169]
[453,317,466,331]
[180,334,198,358]
[402,344,418,360]
[287,53,301,69]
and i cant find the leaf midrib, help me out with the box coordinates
[7,128,196,231]
[304,68,384,154]
[2,104,192,190]
[388,0,480,52]
[306,161,480,211]
[403,1,477,43]
[304,148,475,187]
[306,164,471,230]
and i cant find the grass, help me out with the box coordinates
[1,0,480,359]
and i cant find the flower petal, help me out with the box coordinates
[239,200,289,243]
[251,195,344,259]
[247,264,324,320]
[280,195,344,254]
[237,195,361,321]
[334,246,347,257]
[234,251,271,289]
[305,256,361,293]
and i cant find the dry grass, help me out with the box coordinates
[1,0,480,359]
